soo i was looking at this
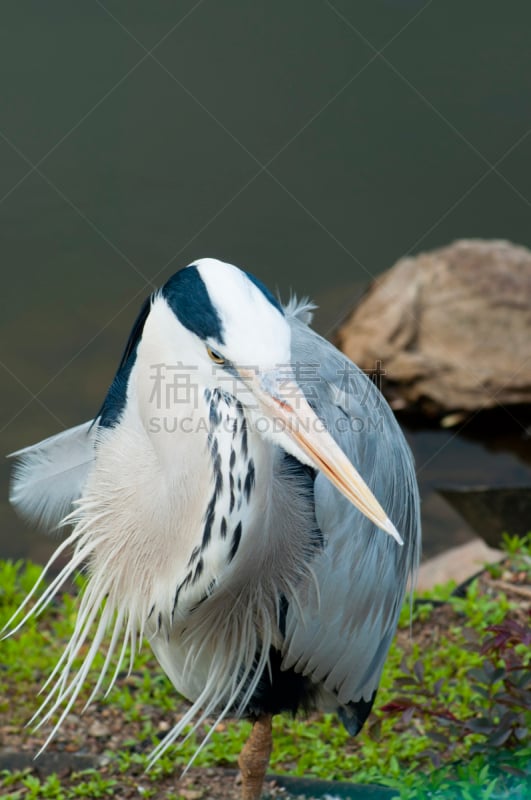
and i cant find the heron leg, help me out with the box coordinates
[238,714,273,800]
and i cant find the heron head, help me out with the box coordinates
[135,259,400,542]
[163,257,291,373]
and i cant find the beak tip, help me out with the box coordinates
[384,517,404,546]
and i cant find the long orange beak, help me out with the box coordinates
[240,370,403,545]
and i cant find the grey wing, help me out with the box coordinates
[281,309,421,718]
[9,421,96,530]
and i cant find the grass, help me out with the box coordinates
[0,534,529,799]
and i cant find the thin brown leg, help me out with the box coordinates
[238,714,273,800]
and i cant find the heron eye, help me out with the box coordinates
[206,346,225,365]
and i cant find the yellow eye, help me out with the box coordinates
[206,346,225,365]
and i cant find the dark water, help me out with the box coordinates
[2,1,531,565]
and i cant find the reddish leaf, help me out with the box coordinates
[486,728,513,747]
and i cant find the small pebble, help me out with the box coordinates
[88,721,111,737]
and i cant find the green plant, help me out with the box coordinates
[379,612,531,770]
[501,531,531,557]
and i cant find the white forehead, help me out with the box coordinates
[193,258,290,365]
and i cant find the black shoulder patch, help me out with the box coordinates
[98,294,152,428]
[162,265,224,344]
[245,271,284,315]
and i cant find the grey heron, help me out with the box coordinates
[6,259,420,799]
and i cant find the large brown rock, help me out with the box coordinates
[335,239,531,417]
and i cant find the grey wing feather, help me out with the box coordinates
[9,421,96,530]
[282,310,421,707]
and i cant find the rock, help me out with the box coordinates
[88,720,111,738]
[335,240,531,417]
[179,790,204,800]
[416,538,503,592]
[0,748,100,775]
[269,773,397,797]
[438,486,531,548]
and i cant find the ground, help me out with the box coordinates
[0,545,529,799]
